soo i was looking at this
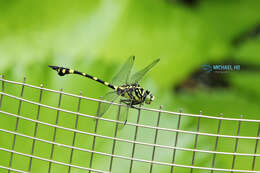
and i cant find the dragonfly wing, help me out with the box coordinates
[129,58,160,84]
[111,55,135,86]
[98,91,120,117]
[117,105,130,129]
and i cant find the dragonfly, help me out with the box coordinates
[49,56,160,123]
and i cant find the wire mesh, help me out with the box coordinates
[0,76,260,173]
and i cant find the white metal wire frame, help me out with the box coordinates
[0,77,260,173]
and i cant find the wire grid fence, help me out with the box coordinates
[0,76,260,173]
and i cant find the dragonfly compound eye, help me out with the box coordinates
[145,93,154,104]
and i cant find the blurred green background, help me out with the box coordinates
[1,0,260,172]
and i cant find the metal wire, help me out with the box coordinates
[0,77,260,173]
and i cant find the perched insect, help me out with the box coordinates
[49,56,160,122]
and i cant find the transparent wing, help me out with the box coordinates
[111,55,135,86]
[117,104,130,129]
[98,56,135,117]
[129,58,160,84]
[98,91,120,117]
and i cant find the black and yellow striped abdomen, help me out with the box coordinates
[48,65,117,91]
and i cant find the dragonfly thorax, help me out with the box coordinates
[116,83,154,105]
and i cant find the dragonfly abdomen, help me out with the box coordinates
[48,65,117,90]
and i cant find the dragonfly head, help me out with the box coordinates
[144,91,154,104]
